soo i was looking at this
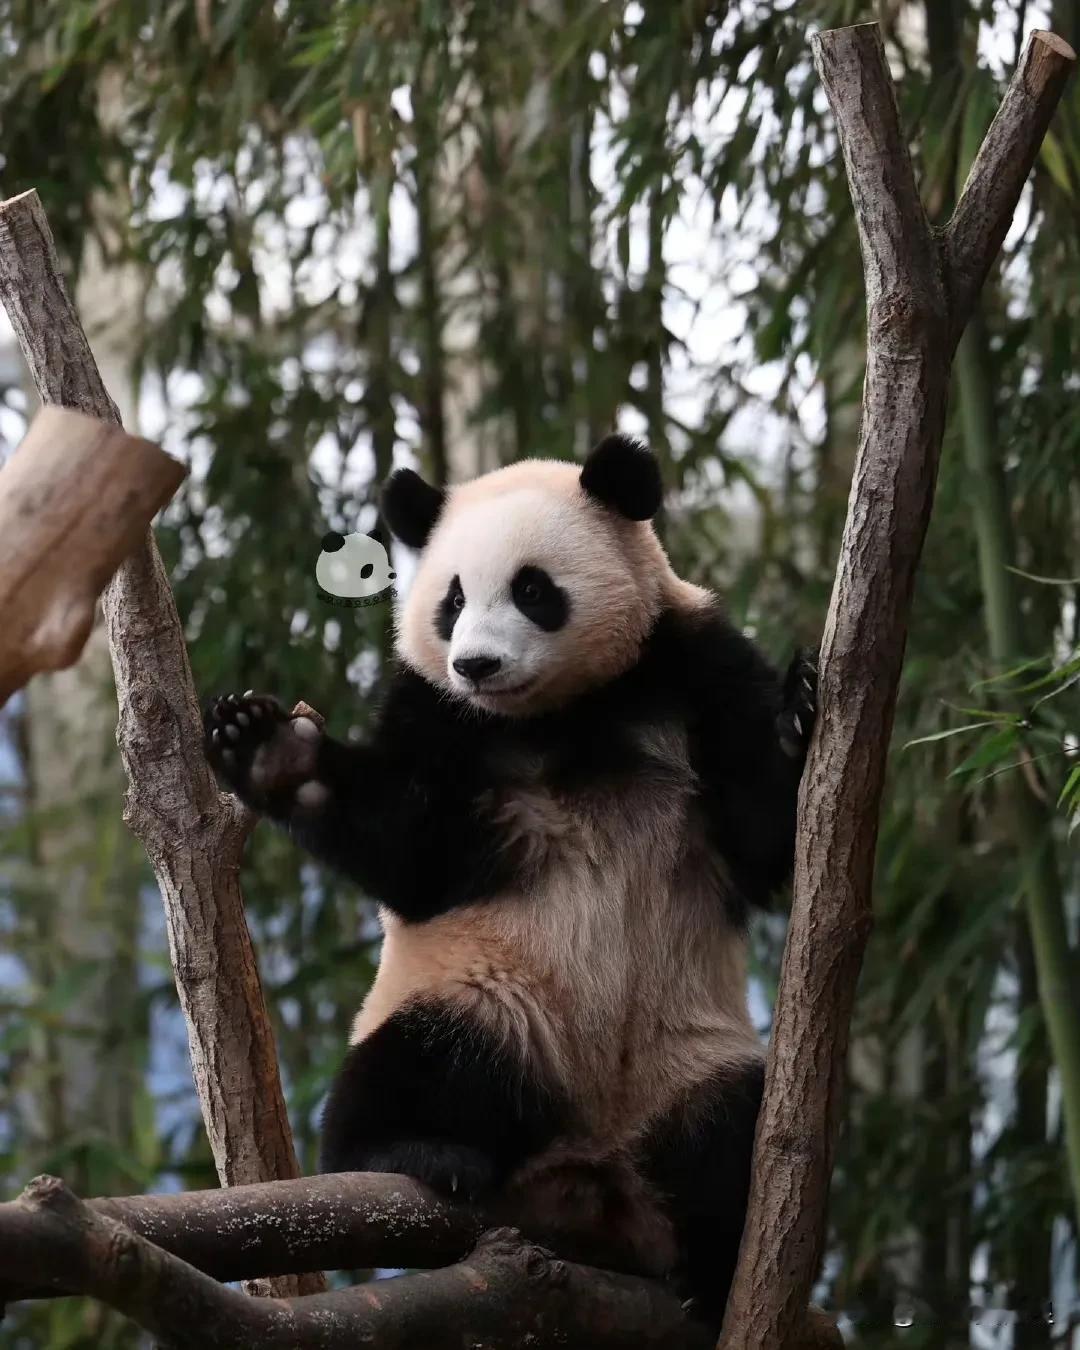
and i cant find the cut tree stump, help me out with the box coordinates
[0,406,185,705]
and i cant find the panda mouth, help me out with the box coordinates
[474,678,535,700]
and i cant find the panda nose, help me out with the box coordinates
[453,655,502,683]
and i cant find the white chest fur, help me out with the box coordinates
[351,722,762,1140]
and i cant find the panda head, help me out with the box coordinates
[381,436,709,716]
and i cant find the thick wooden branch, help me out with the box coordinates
[0,407,185,705]
[0,1173,841,1350]
[0,1173,484,1299]
[0,189,321,1298]
[946,30,1077,337]
[0,1176,713,1350]
[718,24,1075,1350]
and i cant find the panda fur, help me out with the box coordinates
[203,435,816,1328]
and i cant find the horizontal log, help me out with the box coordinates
[0,1175,714,1350]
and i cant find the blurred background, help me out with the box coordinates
[0,1,1077,1346]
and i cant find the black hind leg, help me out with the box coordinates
[320,999,567,1203]
[641,1058,765,1330]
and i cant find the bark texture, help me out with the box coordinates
[0,1176,715,1350]
[1,1172,485,1298]
[718,24,1075,1350]
[0,188,322,1297]
[0,406,184,704]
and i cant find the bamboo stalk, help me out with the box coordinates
[955,311,1080,1218]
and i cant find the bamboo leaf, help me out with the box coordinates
[948,727,1020,781]
[1059,764,1080,810]
[1005,564,1080,585]
[902,723,996,750]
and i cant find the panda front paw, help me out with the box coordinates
[777,648,818,760]
[204,692,323,809]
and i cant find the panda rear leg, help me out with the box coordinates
[343,1138,495,1202]
[319,1000,566,1204]
[641,1059,765,1330]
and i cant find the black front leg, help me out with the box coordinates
[776,646,819,761]
[203,691,513,919]
[693,643,819,909]
[205,692,327,818]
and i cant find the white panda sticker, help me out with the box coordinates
[315,531,396,609]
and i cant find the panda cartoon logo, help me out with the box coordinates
[315,531,396,608]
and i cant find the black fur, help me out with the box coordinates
[203,604,814,922]
[320,1001,570,1199]
[202,603,816,1323]
[642,1059,765,1326]
[511,564,569,631]
[580,434,663,520]
[434,574,465,642]
[381,468,445,548]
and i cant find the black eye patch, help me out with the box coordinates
[435,574,465,641]
[511,566,569,631]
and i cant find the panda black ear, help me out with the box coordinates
[380,469,446,548]
[580,435,662,521]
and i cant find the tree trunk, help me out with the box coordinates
[718,25,1076,1348]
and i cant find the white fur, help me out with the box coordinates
[351,721,761,1143]
[396,459,709,717]
[360,457,755,1184]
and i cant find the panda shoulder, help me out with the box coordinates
[647,602,781,709]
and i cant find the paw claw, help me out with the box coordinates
[243,688,254,698]
[212,728,221,744]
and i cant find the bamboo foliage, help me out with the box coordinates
[0,2,1077,1345]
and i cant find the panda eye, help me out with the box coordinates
[452,591,465,610]
[511,566,569,631]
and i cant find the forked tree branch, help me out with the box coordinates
[0,1176,714,1350]
[0,1172,841,1349]
[945,29,1076,335]
[0,189,322,1297]
[718,24,1075,1350]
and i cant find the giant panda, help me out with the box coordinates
[203,434,816,1328]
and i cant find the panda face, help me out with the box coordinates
[436,559,571,710]
[394,459,699,717]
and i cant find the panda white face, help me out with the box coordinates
[389,455,704,718]
[411,490,587,715]
[439,559,571,713]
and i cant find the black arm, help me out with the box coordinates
[203,675,514,920]
[680,618,817,910]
